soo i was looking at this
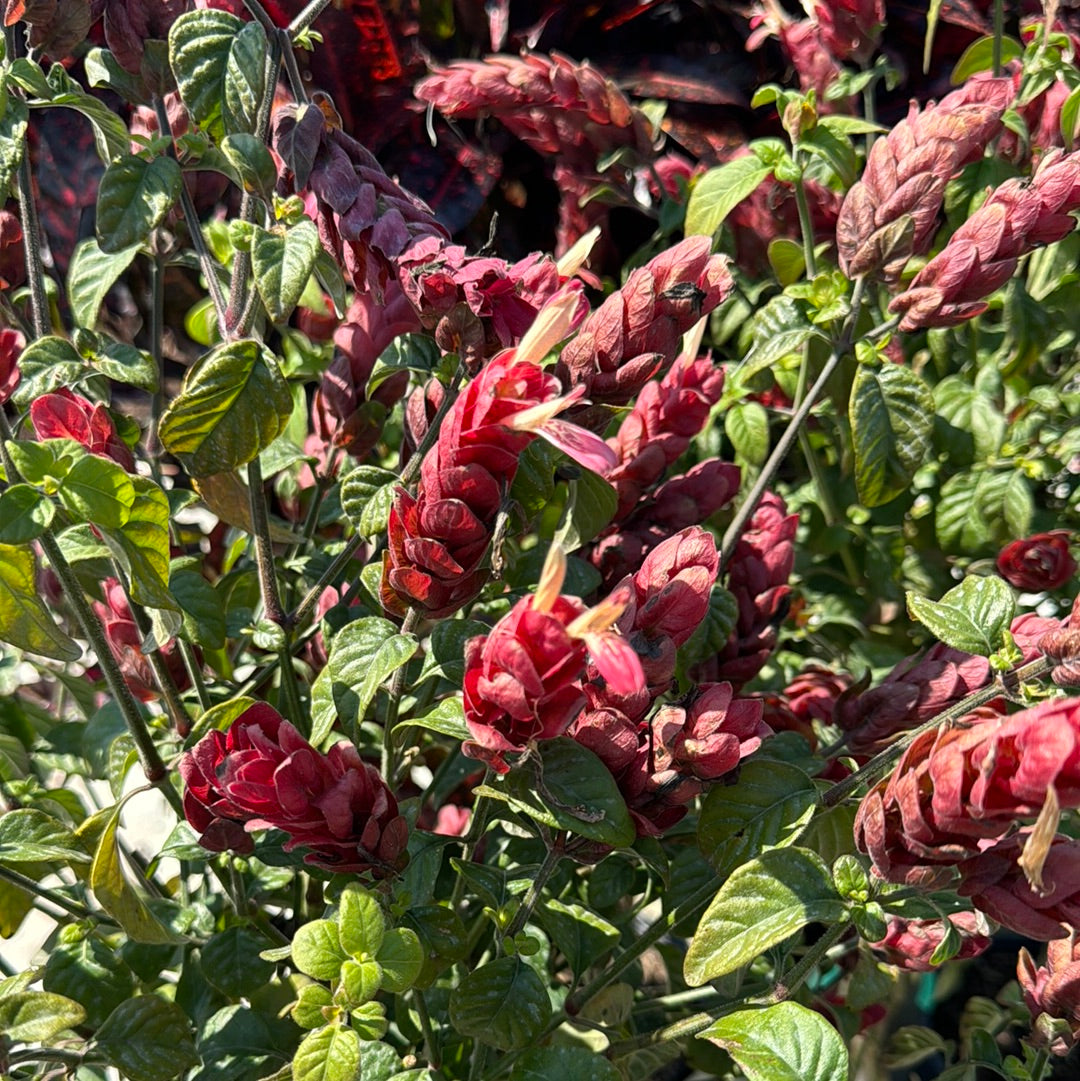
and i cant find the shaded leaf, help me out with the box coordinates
[94,996,199,1081]
[96,155,183,254]
[449,957,551,1050]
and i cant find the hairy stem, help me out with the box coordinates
[823,653,1055,806]
[382,607,421,783]
[289,0,334,36]
[145,254,166,470]
[504,833,565,939]
[247,456,288,628]
[793,164,818,279]
[721,275,866,569]
[768,920,850,1003]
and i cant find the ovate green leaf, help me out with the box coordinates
[699,1001,848,1081]
[684,847,847,985]
[906,575,1016,655]
[96,155,183,253]
[0,545,81,661]
[686,157,772,237]
[158,339,293,477]
[449,957,551,1050]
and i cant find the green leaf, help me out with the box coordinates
[882,1026,948,1069]
[400,696,469,740]
[338,958,382,1007]
[552,468,618,553]
[538,898,620,976]
[75,330,157,391]
[292,1023,361,1081]
[0,544,82,661]
[158,339,293,477]
[94,997,199,1081]
[509,1046,621,1081]
[399,905,469,988]
[90,806,184,944]
[686,157,772,237]
[309,617,418,745]
[767,238,806,286]
[699,1001,849,1081]
[0,484,55,543]
[449,957,552,1050]
[906,575,1016,655]
[67,238,141,330]
[0,991,86,1043]
[169,10,248,142]
[199,927,275,999]
[10,336,96,408]
[934,376,1006,463]
[849,363,934,507]
[100,476,176,610]
[292,919,349,982]
[725,401,770,465]
[252,219,321,322]
[684,847,847,985]
[57,451,136,530]
[96,155,183,253]
[170,565,226,649]
[375,927,424,993]
[739,295,825,381]
[500,737,636,847]
[222,20,267,136]
[340,465,400,539]
[698,760,818,879]
[0,809,90,864]
[951,35,1024,84]
[43,935,136,1029]
[32,64,130,163]
[338,883,386,958]
[0,96,28,202]
[218,133,278,198]
[923,0,945,73]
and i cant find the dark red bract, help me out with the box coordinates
[997,531,1077,592]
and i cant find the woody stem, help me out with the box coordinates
[822,653,1055,806]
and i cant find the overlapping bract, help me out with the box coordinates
[872,912,992,972]
[1019,932,1080,1054]
[891,149,1080,329]
[693,493,797,689]
[555,237,734,407]
[415,52,654,253]
[91,579,191,704]
[836,75,1013,280]
[31,388,135,471]
[381,333,612,618]
[855,694,1080,937]
[180,703,408,876]
[996,531,1078,592]
[462,550,644,773]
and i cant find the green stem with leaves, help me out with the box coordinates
[722,275,867,568]
[289,0,334,36]
[823,653,1055,806]
[504,833,566,939]
[0,863,102,923]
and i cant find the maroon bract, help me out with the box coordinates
[836,74,1014,280]
[462,548,644,773]
[30,388,135,471]
[959,834,1080,940]
[693,492,797,690]
[556,237,734,407]
[382,297,613,618]
[0,328,22,405]
[996,530,1077,592]
[273,102,448,298]
[179,702,408,876]
[872,913,991,972]
[1018,932,1080,1054]
[91,578,191,704]
[891,149,1080,330]
[854,696,1080,891]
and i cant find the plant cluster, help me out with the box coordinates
[0,2,1080,1081]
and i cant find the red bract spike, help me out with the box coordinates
[345,0,405,82]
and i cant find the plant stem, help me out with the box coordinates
[290,535,365,629]
[504,833,565,939]
[566,873,720,1015]
[449,789,494,912]
[153,99,230,338]
[768,920,850,1003]
[605,1010,716,1057]
[823,653,1055,806]
[382,607,421,782]
[278,27,310,103]
[992,0,1004,76]
[247,456,289,628]
[179,638,211,711]
[0,863,99,922]
[289,0,333,35]
[793,164,818,279]
[413,988,441,1068]
[721,275,866,570]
